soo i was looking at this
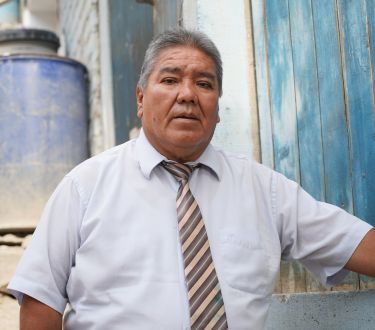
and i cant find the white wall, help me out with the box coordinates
[23,0,58,32]
[182,0,260,160]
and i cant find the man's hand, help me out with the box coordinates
[345,228,375,276]
[20,295,62,330]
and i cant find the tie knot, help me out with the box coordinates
[161,161,196,182]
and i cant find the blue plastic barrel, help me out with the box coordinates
[0,55,88,231]
[0,0,20,24]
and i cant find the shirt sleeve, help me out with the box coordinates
[7,175,85,314]
[274,171,373,287]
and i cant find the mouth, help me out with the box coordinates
[174,114,199,121]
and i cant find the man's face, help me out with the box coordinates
[136,46,220,162]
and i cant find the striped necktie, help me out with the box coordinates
[161,161,228,330]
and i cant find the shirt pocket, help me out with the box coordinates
[218,231,270,295]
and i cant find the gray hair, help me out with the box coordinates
[137,28,223,96]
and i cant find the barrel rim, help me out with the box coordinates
[0,53,88,72]
[0,28,60,49]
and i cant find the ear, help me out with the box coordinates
[136,86,144,119]
[216,105,220,123]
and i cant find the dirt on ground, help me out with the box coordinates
[0,235,31,330]
[0,294,19,330]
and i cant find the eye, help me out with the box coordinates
[197,81,213,89]
[161,77,177,85]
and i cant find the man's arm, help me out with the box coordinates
[20,295,62,330]
[345,228,375,276]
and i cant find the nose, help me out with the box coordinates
[176,81,197,104]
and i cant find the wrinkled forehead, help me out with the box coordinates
[151,45,217,76]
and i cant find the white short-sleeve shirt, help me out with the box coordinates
[8,129,373,329]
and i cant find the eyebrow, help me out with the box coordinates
[159,67,182,75]
[158,67,217,81]
[195,71,216,81]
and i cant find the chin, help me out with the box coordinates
[171,133,205,146]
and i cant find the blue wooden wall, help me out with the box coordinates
[252,0,375,225]
[110,0,153,144]
[252,0,375,292]
[109,0,179,144]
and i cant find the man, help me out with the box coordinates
[9,28,375,329]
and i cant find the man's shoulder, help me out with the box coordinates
[67,139,136,183]
[211,145,274,177]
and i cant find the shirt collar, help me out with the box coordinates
[195,143,222,181]
[135,128,222,180]
[135,129,166,179]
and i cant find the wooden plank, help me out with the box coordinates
[265,0,304,293]
[308,0,359,291]
[109,0,153,143]
[153,0,179,35]
[360,275,375,290]
[279,261,306,293]
[313,0,356,290]
[251,0,274,168]
[359,0,375,289]
[289,0,335,293]
[265,0,300,182]
[312,0,353,213]
[272,267,282,294]
[288,0,324,201]
[331,272,360,292]
[99,0,116,149]
[305,273,329,293]
[244,0,261,162]
[338,0,375,226]
[312,0,358,291]
[367,0,375,98]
